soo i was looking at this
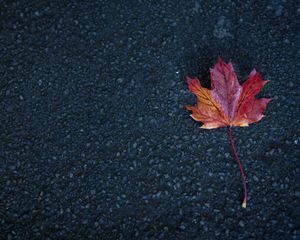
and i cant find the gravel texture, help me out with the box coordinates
[1,0,300,239]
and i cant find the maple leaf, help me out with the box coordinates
[186,57,271,129]
[186,57,271,208]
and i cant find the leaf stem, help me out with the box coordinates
[227,126,247,208]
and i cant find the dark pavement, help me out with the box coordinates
[1,0,299,239]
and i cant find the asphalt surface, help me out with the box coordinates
[1,0,300,239]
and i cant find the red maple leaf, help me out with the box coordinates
[186,57,271,208]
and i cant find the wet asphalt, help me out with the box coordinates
[1,0,300,239]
